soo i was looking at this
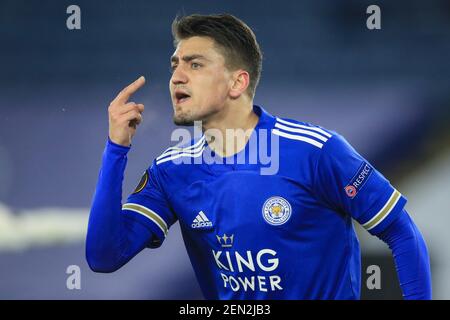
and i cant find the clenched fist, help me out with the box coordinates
[108,76,146,147]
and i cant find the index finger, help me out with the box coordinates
[112,76,146,104]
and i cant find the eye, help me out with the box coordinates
[170,64,177,73]
[191,62,201,70]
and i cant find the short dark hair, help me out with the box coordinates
[171,14,263,98]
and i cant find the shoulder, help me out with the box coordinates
[153,135,206,168]
[272,117,361,172]
[272,116,337,151]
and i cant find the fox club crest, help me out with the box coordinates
[262,196,292,226]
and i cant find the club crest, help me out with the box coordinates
[262,196,292,226]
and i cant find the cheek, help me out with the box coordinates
[203,74,229,99]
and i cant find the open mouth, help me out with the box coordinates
[175,91,191,104]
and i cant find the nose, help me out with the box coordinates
[171,65,188,85]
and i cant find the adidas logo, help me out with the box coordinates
[191,211,213,229]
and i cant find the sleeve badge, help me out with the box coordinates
[132,170,149,194]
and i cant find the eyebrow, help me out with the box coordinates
[170,54,209,64]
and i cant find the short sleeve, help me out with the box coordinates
[313,133,407,235]
[122,160,177,248]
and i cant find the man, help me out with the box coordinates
[86,14,432,299]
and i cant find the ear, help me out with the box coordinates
[229,70,250,99]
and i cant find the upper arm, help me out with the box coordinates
[313,133,407,235]
[123,161,177,248]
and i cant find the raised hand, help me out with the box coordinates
[108,76,146,147]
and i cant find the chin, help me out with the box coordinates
[173,113,195,126]
[172,103,219,126]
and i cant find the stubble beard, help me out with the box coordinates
[172,102,223,127]
[172,107,196,126]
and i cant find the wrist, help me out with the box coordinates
[107,137,131,153]
[108,136,131,148]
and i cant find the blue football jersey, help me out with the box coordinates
[122,105,407,299]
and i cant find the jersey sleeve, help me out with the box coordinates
[313,133,407,235]
[122,160,177,248]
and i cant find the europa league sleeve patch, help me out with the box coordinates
[132,170,149,194]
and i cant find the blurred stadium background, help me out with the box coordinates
[0,0,449,299]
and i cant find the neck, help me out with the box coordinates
[201,99,259,158]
